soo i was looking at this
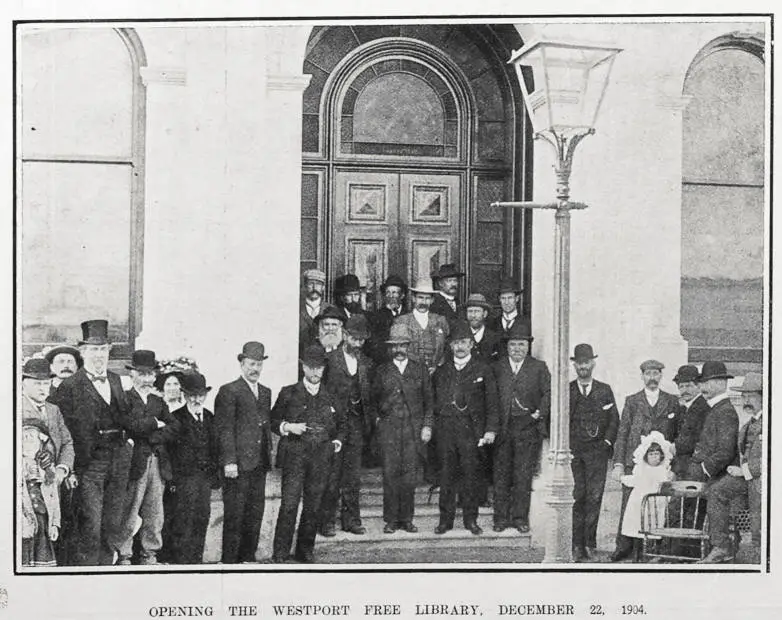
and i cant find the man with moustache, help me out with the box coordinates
[319,315,375,537]
[49,319,133,565]
[271,345,344,563]
[45,345,83,395]
[670,365,711,479]
[214,341,273,564]
[367,275,408,364]
[492,321,551,536]
[372,323,434,533]
[429,264,465,330]
[316,305,347,354]
[488,278,523,357]
[568,344,619,561]
[464,293,501,362]
[299,269,327,354]
[611,359,681,561]
[115,350,180,565]
[428,321,499,535]
[334,274,364,320]
[700,372,763,564]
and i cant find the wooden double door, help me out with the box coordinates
[332,169,462,310]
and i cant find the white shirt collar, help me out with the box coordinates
[682,394,700,409]
[472,326,485,342]
[503,309,518,322]
[577,380,593,395]
[707,391,731,408]
[25,394,47,412]
[343,349,358,375]
[412,308,429,328]
[454,354,472,370]
[303,378,320,396]
[394,358,408,374]
[305,299,321,318]
[186,403,204,420]
[644,388,660,405]
[439,291,455,301]
[242,376,259,397]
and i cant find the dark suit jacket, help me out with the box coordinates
[299,300,323,355]
[432,357,499,443]
[214,377,273,473]
[125,389,181,481]
[690,396,739,479]
[671,394,710,478]
[50,367,130,474]
[372,359,434,439]
[487,312,522,357]
[393,312,449,372]
[472,327,501,362]
[170,405,220,486]
[568,379,619,449]
[367,307,407,363]
[430,293,462,330]
[325,348,376,433]
[740,414,762,480]
[614,389,681,469]
[493,356,551,441]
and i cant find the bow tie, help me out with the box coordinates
[89,373,107,383]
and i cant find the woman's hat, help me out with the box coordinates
[238,341,269,362]
[126,350,160,371]
[154,370,185,392]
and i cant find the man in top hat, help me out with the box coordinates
[488,277,523,357]
[428,320,499,535]
[44,345,83,395]
[372,323,434,534]
[316,305,346,353]
[168,372,220,565]
[670,364,711,479]
[115,350,180,565]
[429,263,466,330]
[687,361,739,483]
[299,269,328,355]
[20,358,75,566]
[214,341,273,564]
[367,274,408,364]
[492,321,550,535]
[568,344,619,561]
[319,314,376,537]
[700,371,763,563]
[49,319,134,565]
[611,359,681,561]
[334,273,364,320]
[271,345,345,563]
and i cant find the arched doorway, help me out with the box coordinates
[300,25,531,312]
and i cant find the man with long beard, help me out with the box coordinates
[316,305,346,353]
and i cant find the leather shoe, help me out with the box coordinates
[466,522,483,535]
[610,548,632,563]
[434,523,452,535]
[294,550,315,564]
[319,524,336,537]
[383,522,397,534]
[400,522,418,533]
[342,524,366,535]
[698,547,732,564]
[270,554,290,564]
[493,523,507,533]
[515,522,530,534]
[573,547,589,562]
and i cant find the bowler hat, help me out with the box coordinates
[450,320,474,343]
[126,350,160,371]
[315,305,346,324]
[238,341,269,362]
[380,275,407,294]
[79,319,110,345]
[409,278,437,295]
[498,277,522,295]
[673,365,700,384]
[335,274,361,295]
[22,358,54,380]
[504,320,533,342]
[431,263,465,280]
[386,323,412,344]
[181,372,212,394]
[570,343,597,361]
[640,359,665,372]
[44,345,83,368]
[303,269,326,284]
[732,371,762,393]
[344,314,371,340]
[697,361,733,382]
[465,293,491,311]
[301,344,327,368]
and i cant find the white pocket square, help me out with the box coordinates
[667,412,675,419]
[602,403,613,410]
[474,377,484,383]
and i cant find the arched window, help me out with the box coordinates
[680,35,765,369]
[18,27,146,358]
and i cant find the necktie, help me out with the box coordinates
[196,412,202,424]
[90,373,107,383]
[582,384,588,397]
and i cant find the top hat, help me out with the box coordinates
[335,274,361,295]
[344,314,371,340]
[504,320,533,342]
[79,319,110,345]
[464,293,492,311]
[409,278,437,295]
[380,274,407,294]
[22,358,54,381]
[301,344,327,368]
[640,359,665,372]
[44,345,83,368]
[302,269,327,284]
[181,372,212,394]
[697,361,734,382]
[315,305,346,324]
[238,341,269,362]
[673,364,700,384]
[386,323,412,344]
[498,277,522,295]
[450,320,474,343]
[570,343,597,361]
[126,350,160,371]
[431,263,465,280]
[732,371,763,393]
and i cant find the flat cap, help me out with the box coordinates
[640,359,665,372]
[303,269,327,284]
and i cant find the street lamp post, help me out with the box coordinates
[493,39,622,563]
